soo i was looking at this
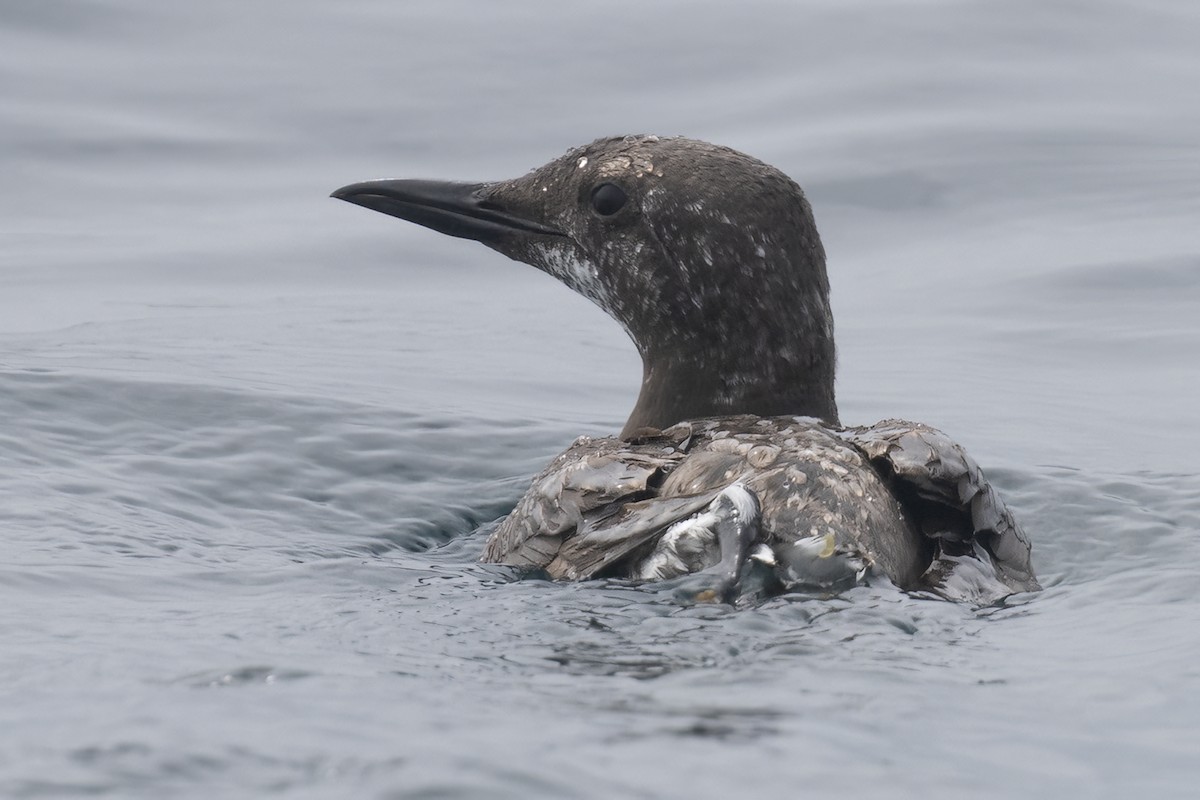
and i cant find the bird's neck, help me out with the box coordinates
[620,331,839,438]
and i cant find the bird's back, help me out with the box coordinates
[484,415,1041,602]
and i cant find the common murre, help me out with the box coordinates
[333,135,1039,604]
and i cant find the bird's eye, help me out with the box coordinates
[590,183,627,217]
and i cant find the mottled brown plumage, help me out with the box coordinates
[484,416,1037,602]
[333,135,1040,603]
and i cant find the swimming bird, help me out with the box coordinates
[333,135,1039,604]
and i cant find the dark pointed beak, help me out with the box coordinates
[331,179,564,243]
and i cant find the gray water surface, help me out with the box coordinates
[3,1,1199,797]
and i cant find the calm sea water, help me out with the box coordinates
[3,1,1199,797]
